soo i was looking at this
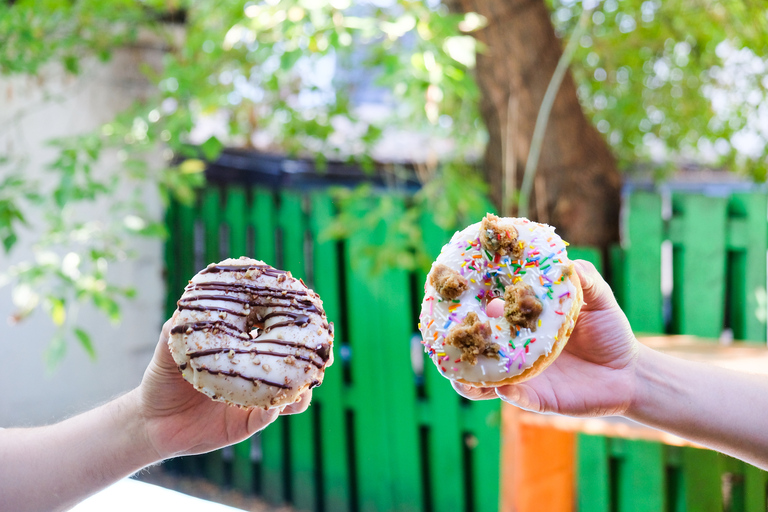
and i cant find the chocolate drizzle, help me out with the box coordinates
[170,321,250,342]
[194,366,290,389]
[177,303,248,317]
[200,264,288,278]
[172,260,334,402]
[187,347,324,368]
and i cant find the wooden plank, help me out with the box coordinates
[251,187,284,505]
[576,434,610,512]
[665,445,686,512]
[419,212,466,512]
[199,186,227,486]
[309,193,351,512]
[344,196,395,512]
[222,184,253,493]
[163,199,180,318]
[232,439,254,494]
[280,191,317,512]
[225,186,248,257]
[744,462,768,512]
[177,201,197,284]
[567,246,603,271]
[371,196,423,512]
[615,440,665,512]
[202,187,222,264]
[623,191,664,334]
[171,199,199,477]
[671,194,728,338]
[251,189,276,263]
[464,400,501,512]
[681,448,723,512]
[728,193,767,342]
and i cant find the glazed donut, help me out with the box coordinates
[419,214,582,387]
[168,257,334,409]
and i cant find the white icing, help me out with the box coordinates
[419,218,576,385]
[168,258,333,409]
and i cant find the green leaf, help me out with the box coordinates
[44,334,67,371]
[200,136,224,162]
[74,328,97,360]
[2,232,17,253]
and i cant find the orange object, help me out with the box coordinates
[500,404,575,512]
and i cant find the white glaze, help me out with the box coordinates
[419,218,576,385]
[168,258,333,409]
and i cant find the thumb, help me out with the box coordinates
[573,260,618,312]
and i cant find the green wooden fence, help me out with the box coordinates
[163,176,768,512]
[577,189,768,512]
[164,184,501,512]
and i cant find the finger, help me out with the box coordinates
[280,389,313,415]
[573,260,618,312]
[247,407,280,434]
[451,381,498,401]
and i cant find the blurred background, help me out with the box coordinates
[2,0,768,511]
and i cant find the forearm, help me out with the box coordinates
[627,343,768,469]
[0,389,159,512]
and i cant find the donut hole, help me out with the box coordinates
[486,298,505,318]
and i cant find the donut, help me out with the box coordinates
[168,257,334,409]
[418,214,582,387]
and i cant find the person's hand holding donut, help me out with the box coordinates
[135,315,312,461]
[454,260,640,418]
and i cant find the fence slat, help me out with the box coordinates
[225,186,248,257]
[202,187,222,264]
[252,188,285,504]
[728,193,767,342]
[372,197,423,512]
[420,213,467,512]
[463,401,501,512]
[199,187,227,485]
[623,191,664,334]
[671,194,728,338]
[280,191,318,512]
[615,440,665,512]
[309,193,351,512]
[345,196,396,512]
[222,186,254,493]
[576,434,610,512]
[164,199,180,317]
[251,189,276,263]
[745,462,768,512]
[681,448,723,512]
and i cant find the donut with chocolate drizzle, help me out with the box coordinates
[168,257,334,409]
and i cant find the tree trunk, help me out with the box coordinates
[446,0,621,249]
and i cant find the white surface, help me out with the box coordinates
[70,478,246,512]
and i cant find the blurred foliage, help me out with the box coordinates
[553,0,768,180]
[0,0,484,362]
[3,0,768,362]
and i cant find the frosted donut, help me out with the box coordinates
[419,214,583,387]
[168,257,334,409]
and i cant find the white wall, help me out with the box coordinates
[0,44,167,427]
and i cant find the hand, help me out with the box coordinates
[134,314,311,460]
[454,260,639,417]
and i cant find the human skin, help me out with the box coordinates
[457,260,768,471]
[0,318,311,512]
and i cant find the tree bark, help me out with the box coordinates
[446,0,621,249]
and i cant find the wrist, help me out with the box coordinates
[114,389,164,467]
[624,342,671,424]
